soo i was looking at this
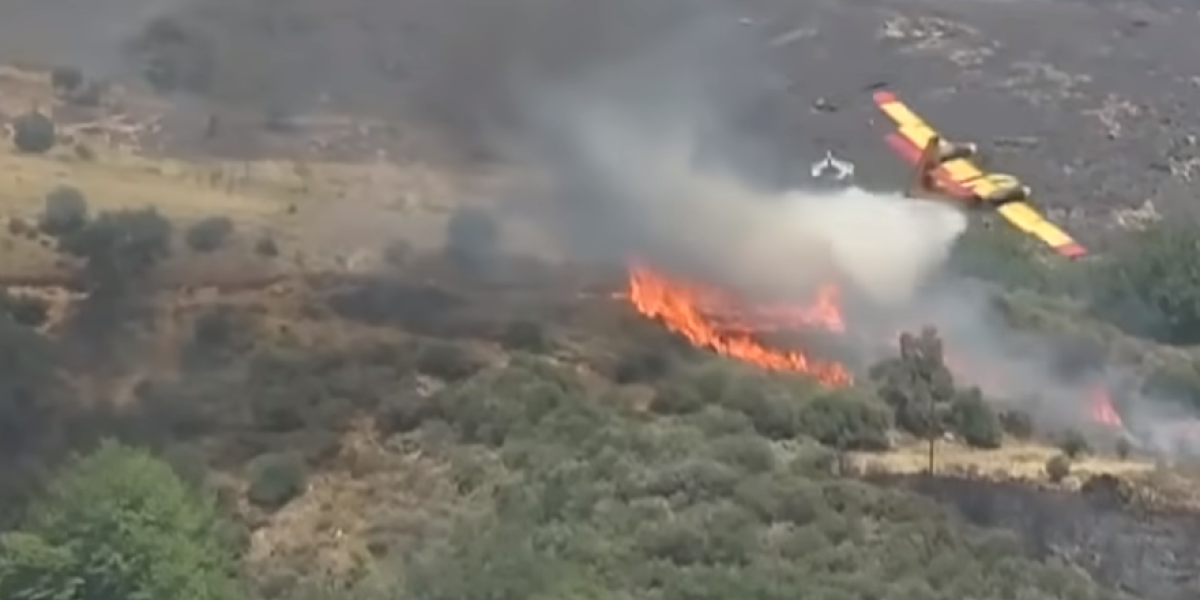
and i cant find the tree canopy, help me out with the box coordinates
[0,440,245,600]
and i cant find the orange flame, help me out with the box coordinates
[626,263,851,386]
[1089,385,1124,429]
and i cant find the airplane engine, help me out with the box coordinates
[937,140,978,161]
[981,173,1031,204]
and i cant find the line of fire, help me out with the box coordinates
[620,90,1128,461]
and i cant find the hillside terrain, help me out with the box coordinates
[1,0,1200,600]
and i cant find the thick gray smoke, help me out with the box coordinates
[522,86,967,305]
[508,15,967,309]
[0,0,186,77]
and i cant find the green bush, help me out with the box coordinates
[0,440,244,600]
[11,112,55,154]
[1141,361,1200,412]
[414,340,484,381]
[797,389,892,451]
[58,207,173,284]
[998,409,1035,440]
[1058,429,1090,459]
[947,389,1003,449]
[1045,454,1071,483]
[38,186,88,236]
[185,216,235,253]
[1087,221,1200,345]
[246,451,308,509]
[650,379,706,414]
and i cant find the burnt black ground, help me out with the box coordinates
[876,473,1200,600]
[736,0,1200,227]
[5,0,1198,228]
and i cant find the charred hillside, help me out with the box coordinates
[878,473,1200,600]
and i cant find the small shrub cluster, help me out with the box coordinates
[39,186,89,236]
[11,112,55,154]
[185,216,235,253]
[246,451,308,508]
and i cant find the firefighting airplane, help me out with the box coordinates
[872,90,1087,259]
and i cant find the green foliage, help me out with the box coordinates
[10,112,55,154]
[870,327,956,437]
[56,207,173,286]
[1087,221,1200,345]
[1045,454,1072,483]
[246,451,308,509]
[797,388,892,451]
[947,388,1003,449]
[185,216,235,253]
[38,186,89,237]
[392,358,1123,600]
[1058,430,1090,459]
[946,217,1080,295]
[998,409,1035,440]
[1141,360,1200,412]
[0,440,244,600]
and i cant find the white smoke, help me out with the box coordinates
[533,96,967,305]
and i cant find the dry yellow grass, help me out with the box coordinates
[853,439,1155,485]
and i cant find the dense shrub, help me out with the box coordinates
[57,207,173,284]
[947,389,1003,449]
[1088,221,1200,345]
[11,112,56,154]
[246,451,308,509]
[1045,454,1072,483]
[185,216,235,252]
[39,186,89,236]
[998,409,1035,440]
[1058,430,1090,459]
[798,389,892,451]
[414,340,485,381]
[0,441,244,600]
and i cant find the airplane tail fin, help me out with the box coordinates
[906,136,941,199]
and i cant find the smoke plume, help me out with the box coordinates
[504,15,966,310]
[523,89,967,305]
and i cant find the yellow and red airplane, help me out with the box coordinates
[873,90,1086,259]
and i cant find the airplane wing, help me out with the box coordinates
[873,90,1087,259]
